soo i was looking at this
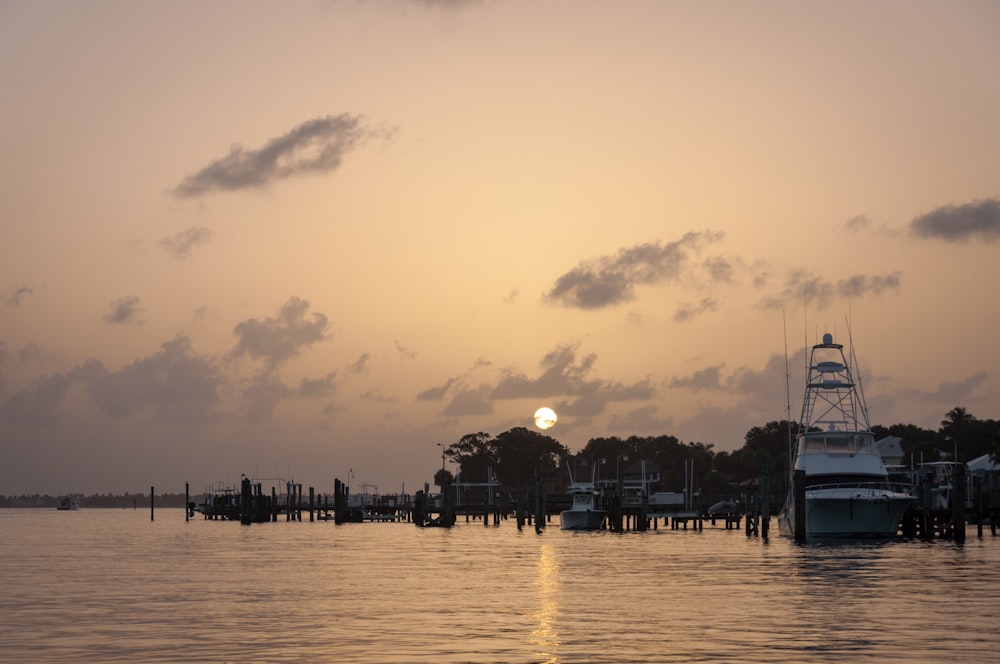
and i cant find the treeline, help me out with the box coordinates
[440,406,1000,495]
[0,492,199,509]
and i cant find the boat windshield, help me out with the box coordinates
[799,433,876,456]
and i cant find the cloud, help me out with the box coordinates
[7,286,33,306]
[606,404,675,435]
[909,198,1000,243]
[230,297,329,371]
[923,371,988,404]
[416,377,456,401]
[546,230,725,309]
[173,114,392,197]
[297,372,337,398]
[441,384,494,416]
[394,340,417,360]
[670,364,726,391]
[844,214,872,232]
[240,373,293,422]
[673,297,718,323]
[86,337,222,420]
[757,270,902,310]
[349,353,370,374]
[159,226,212,259]
[0,360,104,426]
[492,344,655,405]
[103,296,144,325]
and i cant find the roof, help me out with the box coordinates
[967,453,1000,473]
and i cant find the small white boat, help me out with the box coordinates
[777,333,913,539]
[57,495,80,510]
[560,465,606,531]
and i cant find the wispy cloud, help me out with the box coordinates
[757,270,902,310]
[909,198,1000,243]
[673,297,719,323]
[159,226,212,259]
[173,114,393,197]
[546,231,725,309]
[103,296,144,325]
[7,286,33,306]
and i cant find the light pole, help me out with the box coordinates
[617,453,629,496]
[437,443,446,473]
[347,468,355,503]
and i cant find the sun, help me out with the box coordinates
[533,407,558,430]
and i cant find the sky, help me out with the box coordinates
[2,0,999,497]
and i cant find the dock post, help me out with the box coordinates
[793,469,806,543]
[761,462,770,539]
[954,464,966,543]
[185,482,190,522]
[309,486,315,522]
[150,486,155,522]
[534,480,545,533]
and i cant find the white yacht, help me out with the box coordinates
[57,495,80,510]
[560,466,607,531]
[777,333,913,538]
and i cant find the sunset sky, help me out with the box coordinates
[2,0,998,496]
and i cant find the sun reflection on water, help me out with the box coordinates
[529,542,561,663]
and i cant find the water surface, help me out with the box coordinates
[1,509,997,663]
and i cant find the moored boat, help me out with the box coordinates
[57,495,80,510]
[560,465,607,531]
[777,333,913,538]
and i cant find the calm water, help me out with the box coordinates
[1,509,998,663]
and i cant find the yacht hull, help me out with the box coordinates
[778,489,913,538]
[560,509,607,531]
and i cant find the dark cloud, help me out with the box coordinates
[173,114,391,197]
[909,198,1000,243]
[231,297,329,371]
[349,353,370,374]
[297,372,337,399]
[103,296,144,325]
[924,371,988,403]
[86,337,222,420]
[492,344,655,405]
[702,257,734,283]
[606,404,675,435]
[416,377,456,401]
[240,374,293,422]
[441,385,494,416]
[159,226,212,259]
[844,214,872,232]
[394,340,417,360]
[758,270,901,310]
[7,286,33,306]
[673,297,718,323]
[670,364,726,391]
[546,231,725,309]
[0,360,104,426]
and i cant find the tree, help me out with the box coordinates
[491,427,569,486]
[446,432,495,482]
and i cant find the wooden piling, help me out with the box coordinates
[185,482,189,522]
[760,462,770,539]
[150,486,155,522]
[954,465,966,544]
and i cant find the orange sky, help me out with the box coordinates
[2,0,999,495]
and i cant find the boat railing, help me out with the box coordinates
[807,480,913,494]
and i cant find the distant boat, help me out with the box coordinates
[777,333,913,538]
[560,465,606,531]
[57,495,80,511]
